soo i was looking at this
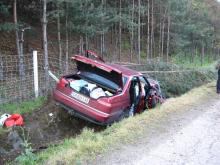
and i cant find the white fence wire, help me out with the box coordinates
[0,52,75,104]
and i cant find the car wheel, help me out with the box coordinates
[147,95,157,109]
[151,96,157,108]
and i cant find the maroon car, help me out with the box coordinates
[53,51,164,125]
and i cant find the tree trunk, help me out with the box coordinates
[86,35,89,51]
[111,26,113,45]
[218,48,220,58]
[191,45,195,63]
[137,0,141,64]
[161,16,165,59]
[130,0,135,62]
[114,24,118,61]
[13,0,19,54]
[119,0,122,61]
[57,4,62,70]
[100,0,105,58]
[166,15,170,62]
[42,0,49,90]
[14,0,24,79]
[150,0,154,59]
[201,44,205,66]
[161,8,167,60]
[19,30,24,78]
[102,33,105,58]
[100,24,105,58]
[65,4,69,74]
[0,55,3,81]
[159,8,162,58]
[79,36,84,54]
[147,0,150,60]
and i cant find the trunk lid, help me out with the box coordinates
[72,55,123,91]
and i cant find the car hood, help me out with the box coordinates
[72,55,123,89]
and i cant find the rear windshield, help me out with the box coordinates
[79,71,119,91]
[76,61,124,92]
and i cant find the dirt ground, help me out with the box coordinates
[89,94,220,165]
[0,101,103,164]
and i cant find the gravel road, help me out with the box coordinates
[91,94,220,165]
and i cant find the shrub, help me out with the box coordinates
[147,69,216,98]
[128,61,216,98]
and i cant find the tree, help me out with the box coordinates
[1,0,220,66]
[147,0,150,60]
[42,0,49,90]
[57,1,62,70]
[137,0,141,64]
[13,0,25,80]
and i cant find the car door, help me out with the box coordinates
[135,76,151,113]
[129,76,143,114]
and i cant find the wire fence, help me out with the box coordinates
[0,52,216,104]
[0,52,75,104]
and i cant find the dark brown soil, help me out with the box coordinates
[0,101,103,165]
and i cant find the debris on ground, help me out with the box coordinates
[0,114,11,127]
[4,114,24,128]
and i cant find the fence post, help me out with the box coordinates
[33,50,39,98]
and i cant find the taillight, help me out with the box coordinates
[58,78,68,88]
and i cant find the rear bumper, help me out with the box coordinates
[53,89,121,125]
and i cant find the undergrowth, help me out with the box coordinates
[171,54,217,68]
[128,61,217,98]
[148,69,216,98]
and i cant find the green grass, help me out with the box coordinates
[0,127,6,134]
[0,97,47,115]
[15,82,217,165]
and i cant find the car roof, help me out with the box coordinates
[107,63,141,77]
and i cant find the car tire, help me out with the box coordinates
[151,96,157,108]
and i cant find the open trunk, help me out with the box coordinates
[60,55,124,99]
[72,55,123,89]
[64,74,115,100]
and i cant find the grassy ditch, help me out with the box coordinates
[15,82,217,165]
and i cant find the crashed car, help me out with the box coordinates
[53,50,164,125]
